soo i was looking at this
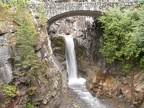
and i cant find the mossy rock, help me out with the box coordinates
[51,36,65,56]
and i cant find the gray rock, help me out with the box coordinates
[0,34,12,84]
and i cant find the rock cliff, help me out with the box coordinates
[0,1,62,108]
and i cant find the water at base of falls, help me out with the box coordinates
[65,36,107,108]
[68,78,107,108]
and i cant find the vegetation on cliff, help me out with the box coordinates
[99,3,144,72]
[0,0,48,107]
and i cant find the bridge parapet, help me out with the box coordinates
[29,0,138,20]
[46,1,137,19]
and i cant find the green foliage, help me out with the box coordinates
[12,1,39,70]
[0,84,19,98]
[12,1,30,25]
[26,102,34,108]
[122,63,132,72]
[12,0,48,86]
[140,56,144,68]
[16,20,38,69]
[0,0,9,18]
[26,87,36,96]
[6,0,28,7]
[35,0,47,27]
[140,0,144,3]
[99,5,144,71]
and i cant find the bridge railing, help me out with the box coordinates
[29,0,139,19]
[46,1,137,19]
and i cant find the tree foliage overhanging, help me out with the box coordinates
[99,4,144,70]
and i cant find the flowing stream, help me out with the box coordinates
[65,36,107,108]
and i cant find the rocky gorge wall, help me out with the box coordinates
[0,2,62,108]
[49,16,144,108]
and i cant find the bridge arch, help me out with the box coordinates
[47,10,102,29]
[46,1,135,29]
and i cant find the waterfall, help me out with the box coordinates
[64,35,108,108]
[65,36,78,83]
[65,35,86,85]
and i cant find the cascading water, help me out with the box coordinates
[65,36,108,108]
[65,36,78,83]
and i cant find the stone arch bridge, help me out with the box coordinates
[44,0,138,26]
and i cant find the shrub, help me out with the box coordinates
[0,84,19,98]
[99,4,144,71]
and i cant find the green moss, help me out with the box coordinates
[52,36,65,55]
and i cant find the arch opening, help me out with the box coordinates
[47,10,102,31]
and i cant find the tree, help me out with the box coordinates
[99,4,144,71]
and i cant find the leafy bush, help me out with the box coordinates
[99,5,144,71]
